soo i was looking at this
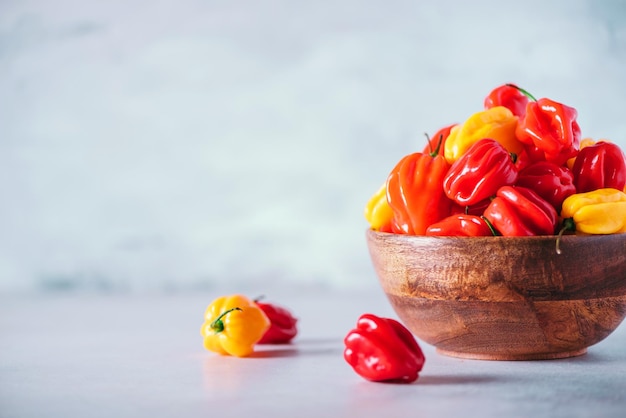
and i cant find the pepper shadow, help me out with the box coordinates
[248,346,300,358]
[417,374,505,385]
[559,351,624,364]
[292,337,342,345]
[249,344,343,358]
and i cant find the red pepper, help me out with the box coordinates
[378,221,395,233]
[515,143,547,171]
[451,199,492,217]
[386,138,452,235]
[515,161,576,212]
[483,186,558,236]
[254,299,298,344]
[344,314,425,383]
[425,214,496,236]
[572,141,626,193]
[512,85,581,165]
[443,138,518,206]
[421,123,458,154]
[484,83,529,118]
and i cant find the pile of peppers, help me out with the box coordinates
[365,83,626,238]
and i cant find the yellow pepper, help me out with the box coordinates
[364,183,393,230]
[560,188,626,234]
[444,106,523,164]
[200,294,270,357]
[566,137,596,169]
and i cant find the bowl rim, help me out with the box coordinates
[366,228,626,242]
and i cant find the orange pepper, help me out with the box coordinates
[386,139,452,235]
[200,294,270,357]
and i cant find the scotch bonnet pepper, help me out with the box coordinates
[572,141,626,193]
[561,188,626,234]
[512,85,581,165]
[425,214,496,237]
[254,299,298,344]
[514,143,547,172]
[515,161,576,212]
[364,183,394,231]
[443,138,518,206]
[344,313,425,383]
[200,294,270,357]
[386,139,452,235]
[483,186,558,236]
[567,138,596,169]
[443,106,523,164]
[484,83,529,118]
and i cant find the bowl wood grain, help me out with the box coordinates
[366,229,626,360]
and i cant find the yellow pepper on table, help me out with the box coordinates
[560,188,626,234]
[200,294,270,357]
[364,183,393,231]
[444,106,523,164]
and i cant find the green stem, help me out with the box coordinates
[210,307,242,333]
[505,83,537,102]
[424,133,433,155]
[430,134,444,157]
[481,216,500,236]
[555,218,576,255]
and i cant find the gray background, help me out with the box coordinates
[2,0,626,293]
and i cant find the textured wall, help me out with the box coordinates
[1,0,625,292]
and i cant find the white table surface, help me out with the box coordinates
[2,286,626,418]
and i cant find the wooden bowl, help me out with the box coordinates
[366,229,626,360]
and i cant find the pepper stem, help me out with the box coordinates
[481,216,500,236]
[210,307,243,333]
[555,218,576,255]
[505,83,537,102]
[424,133,432,154]
[429,134,444,157]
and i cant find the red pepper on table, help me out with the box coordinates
[443,138,518,206]
[344,314,425,383]
[515,161,576,212]
[425,214,496,236]
[254,298,298,344]
[421,123,458,154]
[512,85,581,166]
[571,141,626,193]
[386,137,452,235]
[484,83,529,118]
[483,186,558,236]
